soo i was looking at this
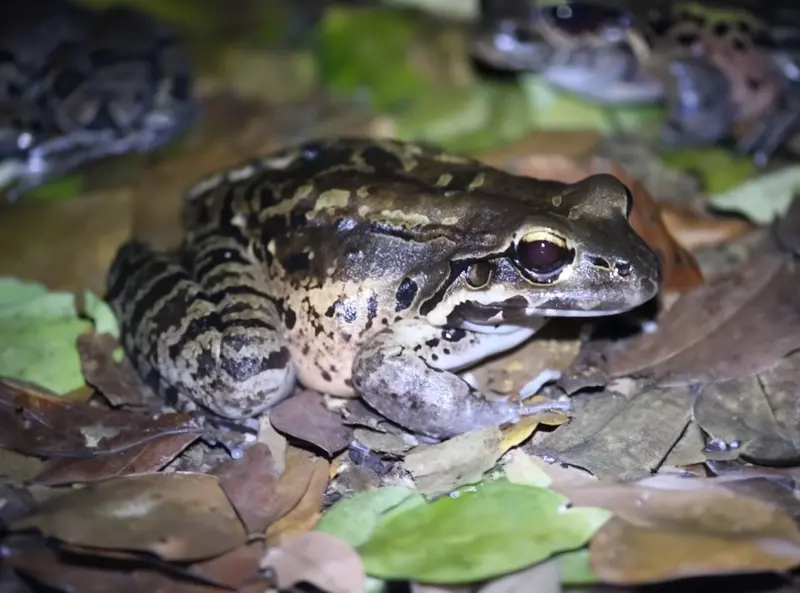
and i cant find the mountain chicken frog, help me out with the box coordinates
[106,138,661,439]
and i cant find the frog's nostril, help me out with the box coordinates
[585,254,610,270]
[615,261,632,277]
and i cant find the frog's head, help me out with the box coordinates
[422,174,661,329]
[471,1,663,104]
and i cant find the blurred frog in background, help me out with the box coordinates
[472,0,800,165]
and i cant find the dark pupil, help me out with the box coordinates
[544,3,625,35]
[517,240,570,273]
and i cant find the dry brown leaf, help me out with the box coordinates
[609,251,800,386]
[403,426,505,498]
[269,390,353,456]
[556,480,800,584]
[266,451,330,544]
[189,540,268,590]
[659,203,755,251]
[531,386,692,480]
[210,442,280,534]
[4,534,235,593]
[510,154,704,293]
[10,473,246,561]
[693,350,800,465]
[0,378,202,458]
[261,531,365,593]
[77,333,151,407]
[32,432,199,486]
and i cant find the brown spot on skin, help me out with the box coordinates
[321,370,332,382]
[324,305,335,317]
[425,338,440,349]
[431,354,439,362]
[302,344,310,356]
[344,378,353,388]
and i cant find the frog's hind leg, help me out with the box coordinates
[106,233,296,421]
[352,318,570,439]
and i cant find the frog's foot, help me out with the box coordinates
[736,102,800,167]
[352,318,567,439]
[106,234,297,423]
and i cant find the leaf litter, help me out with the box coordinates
[7,8,800,593]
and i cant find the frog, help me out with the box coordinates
[0,0,198,201]
[105,137,661,440]
[471,0,800,165]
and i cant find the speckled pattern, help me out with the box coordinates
[106,137,661,438]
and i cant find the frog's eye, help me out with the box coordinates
[516,231,573,275]
[539,2,631,37]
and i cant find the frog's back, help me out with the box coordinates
[182,137,572,237]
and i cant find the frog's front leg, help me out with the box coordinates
[352,318,570,439]
[106,232,296,420]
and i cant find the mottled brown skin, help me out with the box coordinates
[106,137,660,439]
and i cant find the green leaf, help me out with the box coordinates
[520,75,663,135]
[316,486,425,548]
[558,549,599,586]
[708,165,800,224]
[0,278,111,395]
[661,147,757,195]
[357,480,611,584]
[25,173,84,202]
[316,7,428,110]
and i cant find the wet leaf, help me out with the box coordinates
[609,251,800,386]
[403,426,505,498]
[556,480,800,584]
[316,487,425,548]
[262,531,366,593]
[269,390,353,456]
[531,387,692,480]
[512,154,703,293]
[32,432,199,486]
[10,473,246,561]
[709,165,800,224]
[0,378,202,458]
[0,279,115,395]
[77,333,150,407]
[358,480,610,584]
[210,442,280,534]
[694,351,800,465]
